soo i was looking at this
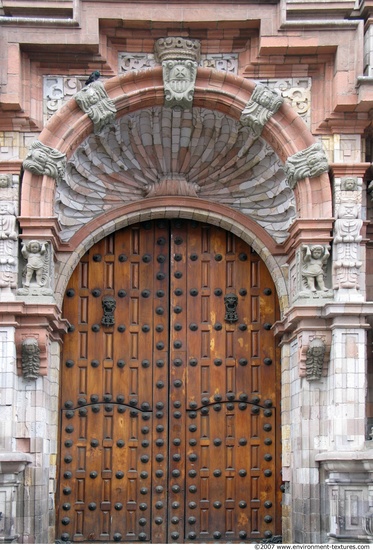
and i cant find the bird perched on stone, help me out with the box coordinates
[85,70,101,86]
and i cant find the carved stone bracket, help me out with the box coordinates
[284,142,329,189]
[240,84,284,138]
[23,141,66,180]
[298,333,331,380]
[154,37,200,109]
[75,80,116,135]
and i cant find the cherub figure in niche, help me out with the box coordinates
[21,240,47,287]
[301,244,330,292]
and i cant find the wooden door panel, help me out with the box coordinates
[57,220,280,544]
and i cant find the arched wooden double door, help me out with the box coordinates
[57,219,281,543]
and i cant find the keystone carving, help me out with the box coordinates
[155,37,200,109]
[284,142,329,188]
[23,141,66,180]
[21,337,40,380]
[75,80,117,134]
[240,85,284,138]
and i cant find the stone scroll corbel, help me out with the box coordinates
[284,142,329,189]
[23,141,66,180]
[154,37,201,110]
[240,84,284,138]
[75,80,117,135]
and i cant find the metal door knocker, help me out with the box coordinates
[224,292,238,323]
[102,295,116,327]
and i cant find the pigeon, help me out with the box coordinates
[85,70,101,86]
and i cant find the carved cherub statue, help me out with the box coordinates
[301,244,330,292]
[21,240,47,287]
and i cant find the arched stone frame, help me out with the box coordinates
[20,67,332,223]
[16,67,334,544]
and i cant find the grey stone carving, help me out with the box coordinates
[285,142,329,188]
[333,183,363,291]
[155,37,201,110]
[101,296,116,327]
[305,338,326,380]
[144,175,200,198]
[0,174,18,290]
[224,293,239,324]
[23,141,66,180]
[301,244,330,293]
[75,80,116,134]
[259,78,312,127]
[18,240,53,296]
[240,85,284,138]
[21,337,40,380]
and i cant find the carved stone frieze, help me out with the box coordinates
[75,80,117,135]
[284,142,329,189]
[155,37,200,110]
[17,240,53,296]
[118,51,238,75]
[240,84,284,138]
[0,174,18,291]
[43,76,86,123]
[23,141,66,180]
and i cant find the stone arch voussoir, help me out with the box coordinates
[20,67,331,222]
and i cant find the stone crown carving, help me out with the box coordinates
[154,37,201,63]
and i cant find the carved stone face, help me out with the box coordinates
[311,246,323,259]
[29,241,41,253]
[343,177,356,191]
[338,203,358,219]
[32,149,48,163]
[87,88,99,105]
[0,174,10,188]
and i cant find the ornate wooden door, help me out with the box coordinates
[57,220,281,543]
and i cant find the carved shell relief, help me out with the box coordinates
[55,106,296,242]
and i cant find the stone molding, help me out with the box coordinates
[154,38,200,110]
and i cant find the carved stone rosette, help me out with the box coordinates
[23,141,66,180]
[284,142,329,189]
[333,177,363,292]
[240,84,284,138]
[154,37,201,109]
[75,80,117,135]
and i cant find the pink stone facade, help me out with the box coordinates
[1,0,373,544]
